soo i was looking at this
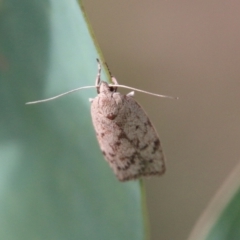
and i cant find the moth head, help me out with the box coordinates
[98,81,118,94]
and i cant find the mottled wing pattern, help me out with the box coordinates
[91,90,165,181]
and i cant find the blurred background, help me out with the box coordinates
[83,1,240,240]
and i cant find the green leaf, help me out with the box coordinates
[0,0,145,239]
[188,163,240,240]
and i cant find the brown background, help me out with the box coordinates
[83,1,240,240]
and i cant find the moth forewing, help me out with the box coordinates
[90,81,165,181]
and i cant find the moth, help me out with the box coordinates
[26,59,177,181]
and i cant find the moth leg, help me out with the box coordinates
[111,76,119,85]
[126,91,135,97]
[104,61,119,85]
[95,59,101,86]
[105,61,113,77]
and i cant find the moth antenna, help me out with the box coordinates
[109,84,179,100]
[26,85,96,105]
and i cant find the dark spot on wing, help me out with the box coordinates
[130,158,135,164]
[102,151,106,156]
[152,139,160,153]
[118,132,129,141]
[144,119,152,127]
[107,113,117,120]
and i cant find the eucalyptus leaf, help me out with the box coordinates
[0,0,144,239]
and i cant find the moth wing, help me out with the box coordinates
[91,93,165,181]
